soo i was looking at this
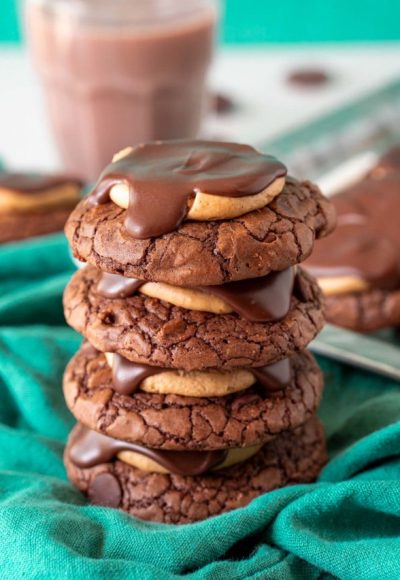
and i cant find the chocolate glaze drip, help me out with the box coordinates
[0,172,82,193]
[97,272,144,298]
[306,175,400,289]
[89,140,287,238]
[112,354,167,395]
[200,268,295,322]
[69,424,228,475]
[97,267,294,322]
[110,353,292,396]
[252,358,292,392]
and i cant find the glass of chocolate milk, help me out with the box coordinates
[26,0,217,181]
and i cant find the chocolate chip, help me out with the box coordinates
[287,68,330,87]
[66,418,327,524]
[89,472,121,508]
[213,93,235,114]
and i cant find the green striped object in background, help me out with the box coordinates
[1,0,400,43]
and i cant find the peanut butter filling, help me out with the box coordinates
[109,162,285,222]
[97,267,296,323]
[110,147,285,221]
[139,281,233,315]
[118,444,262,474]
[317,275,370,296]
[105,352,255,397]
[0,183,81,214]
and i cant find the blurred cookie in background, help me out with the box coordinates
[0,172,83,244]
[305,146,400,332]
[367,145,400,178]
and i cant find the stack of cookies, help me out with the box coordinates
[305,145,400,332]
[62,140,335,524]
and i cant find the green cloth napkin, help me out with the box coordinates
[1,234,400,580]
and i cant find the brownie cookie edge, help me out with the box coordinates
[65,178,335,286]
[64,417,326,524]
[63,265,324,370]
[63,346,324,450]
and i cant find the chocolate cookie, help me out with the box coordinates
[0,172,82,244]
[0,207,76,244]
[65,417,326,524]
[368,145,400,178]
[305,163,400,331]
[63,266,324,370]
[65,177,335,287]
[324,288,400,332]
[63,343,323,450]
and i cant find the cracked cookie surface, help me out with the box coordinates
[324,288,400,332]
[65,177,335,286]
[63,343,323,450]
[65,417,326,524]
[63,266,324,370]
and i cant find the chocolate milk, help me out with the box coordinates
[27,0,216,181]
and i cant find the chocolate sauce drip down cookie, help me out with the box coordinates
[62,139,335,523]
[65,142,334,286]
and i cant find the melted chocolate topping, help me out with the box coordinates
[109,353,292,396]
[97,267,294,322]
[69,424,228,476]
[252,358,292,392]
[306,175,400,289]
[0,172,82,193]
[89,140,287,238]
[97,272,144,298]
[111,354,167,395]
[200,268,295,322]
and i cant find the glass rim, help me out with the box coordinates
[26,0,218,27]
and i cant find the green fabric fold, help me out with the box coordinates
[0,234,399,579]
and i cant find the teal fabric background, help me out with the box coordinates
[1,0,400,43]
[1,233,400,579]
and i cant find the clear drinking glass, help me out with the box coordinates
[26,0,217,181]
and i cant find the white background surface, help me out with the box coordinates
[1,43,400,171]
